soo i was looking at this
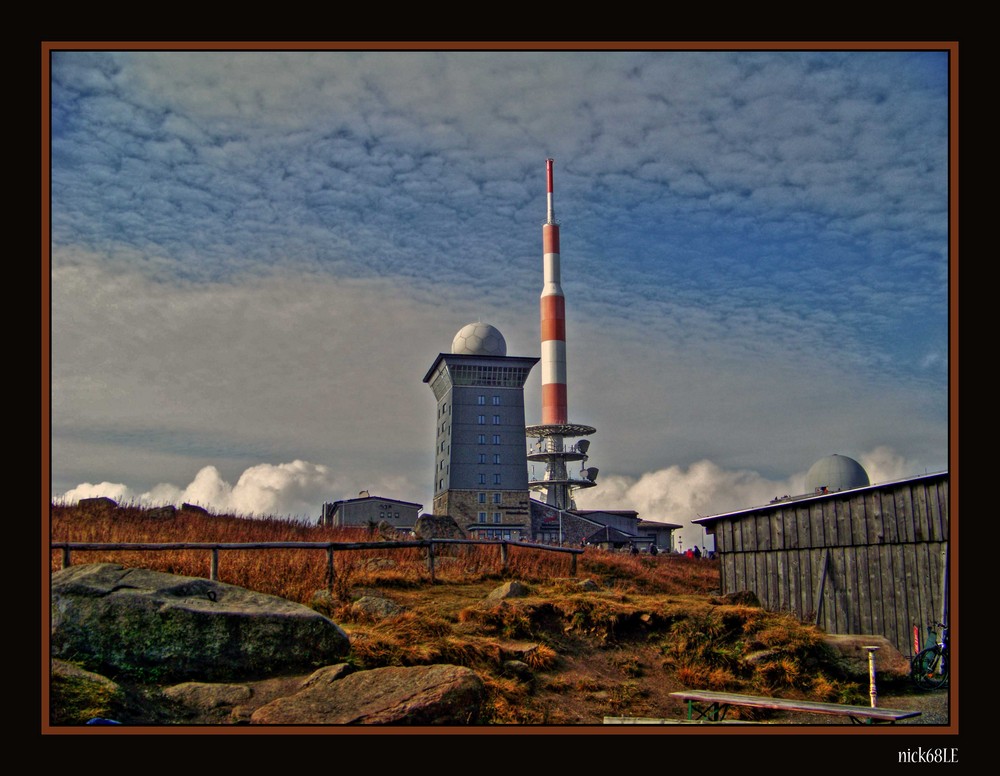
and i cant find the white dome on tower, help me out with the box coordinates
[805,454,870,493]
[451,322,507,356]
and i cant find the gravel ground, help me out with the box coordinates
[877,685,952,726]
[767,683,952,726]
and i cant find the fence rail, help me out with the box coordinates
[50,539,582,591]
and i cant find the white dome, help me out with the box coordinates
[451,322,507,356]
[805,454,870,493]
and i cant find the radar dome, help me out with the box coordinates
[805,454,870,494]
[452,323,507,356]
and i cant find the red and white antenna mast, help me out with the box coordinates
[541,158,567,425]
[527,159,597,515]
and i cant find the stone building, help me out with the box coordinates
[423,323,539,541]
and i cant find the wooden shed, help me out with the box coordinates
[693,471,950,657]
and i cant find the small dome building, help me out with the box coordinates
[805,454,870,494]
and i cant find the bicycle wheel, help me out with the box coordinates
[912,647,948,690]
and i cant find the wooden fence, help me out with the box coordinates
[51,538,582,591]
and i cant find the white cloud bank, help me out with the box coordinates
[56,446,932,546]
[574,444,932,550]
[58,461,346,521]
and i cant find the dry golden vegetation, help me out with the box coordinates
[49,503,868,724]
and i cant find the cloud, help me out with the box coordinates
[58,461,346,521]
[48,49,950,527]
[574,446,929,550]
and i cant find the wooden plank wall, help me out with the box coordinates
[715,474,948,656]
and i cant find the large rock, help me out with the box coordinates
[51,563,351,682]
[78,497,117,510]
[352,595,404,618]
[250,664,485,725]
[50,659,126,725]
[486,580,529,600]
[821,634,910,679]
[413,513,466,540]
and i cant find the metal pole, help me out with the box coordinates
[863,646,880,707]
[500,541,509,570]
[210,548,219,581]
[62,547,71,569]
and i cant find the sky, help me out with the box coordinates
[46,45,954,549]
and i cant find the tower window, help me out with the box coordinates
[493,415,501,424]
[492,395,501,405]
[492,493,501,504]
[478,493,486,503]
[477,395,485,405]
[478,453,487,464]
[493,473,502,485]
[493,512,502,523]
[478,415,485,425]
[479,512,487,523]
[493,434,501,445]
[494,453,501,464]
[479,474,486,484]
[478,434,486,444]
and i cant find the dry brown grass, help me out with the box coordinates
[49,503,867,723]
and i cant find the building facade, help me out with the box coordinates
[423,326,539,541]
[320,495,423,531]
[693,471,950,656]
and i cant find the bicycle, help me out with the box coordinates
[911,622,949,690]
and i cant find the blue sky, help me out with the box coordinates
[47,45,953,547]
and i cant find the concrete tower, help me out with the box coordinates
[423,323,539,539]
[526,159,598,510]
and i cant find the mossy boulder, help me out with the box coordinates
[51,563,350,683]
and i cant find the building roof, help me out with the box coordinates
[422,351,540,384]
[571,509,639,519]
[638,519,684,530]
[586,525,640,544]
[692,470,948,527]
[327,495,424,510]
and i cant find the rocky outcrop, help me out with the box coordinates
[145,505,177,520]
[486,580,529,600]
[50,659,126,725]
[78,497,117,510]
[249,664,485,725]
[162,682,253,713]
[413,513,466,540]
[820,634,910,679]
[51,563,350,682]
[352,595,404,618]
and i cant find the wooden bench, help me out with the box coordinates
[670,690,922,725]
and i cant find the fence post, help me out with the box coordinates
[427,541,436,583]
[326,546,335,594]
[62,547,71,570]
[210,548,219,581]
[571,551,577,577]
[500,541,509,570]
